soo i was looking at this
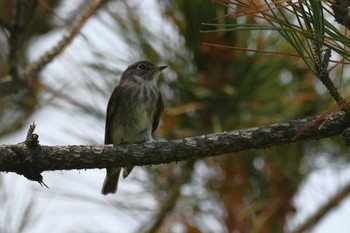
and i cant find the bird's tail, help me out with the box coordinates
[122,165,134,179]
[101,167,121,195]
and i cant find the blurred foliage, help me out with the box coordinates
[95,1,350,233]
[0,0,60,137]
[1,0,350,233]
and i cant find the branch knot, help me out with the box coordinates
[16,123,48,188]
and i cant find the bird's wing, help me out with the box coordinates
[152,92,164,134]
[104,85,121,144]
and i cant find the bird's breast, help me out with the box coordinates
[111,83,159,143]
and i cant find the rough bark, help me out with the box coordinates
[0,111,349,184]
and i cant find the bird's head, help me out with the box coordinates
[122,60,167,84]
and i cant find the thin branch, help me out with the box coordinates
[19,0,102,80]
[146,161,195,233]
[8,0,28,81]
[314,49,345,105]
[0,111,349,175]
[0,75,26,96]
[202,43,350,65]
[291,181,350,233]
[0,0,103,98]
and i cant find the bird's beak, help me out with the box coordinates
[157,65,167,71]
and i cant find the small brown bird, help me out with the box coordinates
[101,60,166,195]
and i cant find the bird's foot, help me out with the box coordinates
[119,140,130,148]
[134,139,146,144]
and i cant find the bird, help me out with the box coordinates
[101,60,166,195]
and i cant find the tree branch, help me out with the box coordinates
[291,181,350,233]
[0,75,26,95]
[315,49,343,103]
[0,111,349,180]
[146,161,195,233]
[8,0,33,82]
[0,0,103,98]
[19,0,102,80]
[314,48,350,115]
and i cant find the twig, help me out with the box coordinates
[0,0,103,98]
[19,0,102,80]
[25,122,39,148]
[291,181,350,233]
[314,48,349,113]
[8,0,28,81]
[146,161,195,233]
[0,76,26,97]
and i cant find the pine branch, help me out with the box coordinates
[19,0,102,80]
[0,0,103,97]
[146,161,195,233]
[314,49,349,113]
[291,181,350,233]
[0,111,349,184]
[8,0,35,82]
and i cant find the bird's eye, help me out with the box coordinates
[137,64,147,70]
